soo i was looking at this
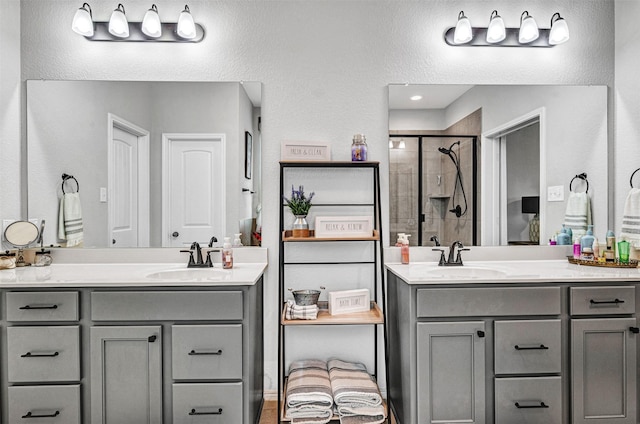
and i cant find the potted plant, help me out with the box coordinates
[283,185,314,237]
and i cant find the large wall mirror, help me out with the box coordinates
[389,84,608,247]
[27,80,262,248]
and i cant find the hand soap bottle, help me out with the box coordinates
[401,234,410,264]
[222,237,233,269]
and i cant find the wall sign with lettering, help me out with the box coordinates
[314,216,373,238]
[281,141,331,161]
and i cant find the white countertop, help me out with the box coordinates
[0,262,267,288]
[386,260,640,285]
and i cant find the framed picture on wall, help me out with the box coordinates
[245,131,252,180]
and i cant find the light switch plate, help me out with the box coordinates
[100,187,107,202]
[547,185,564,202]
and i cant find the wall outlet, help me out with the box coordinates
[547,185,564,202]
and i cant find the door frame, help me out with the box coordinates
[161,133,226,247]
[107,113,150,247]
[481,107,546,246]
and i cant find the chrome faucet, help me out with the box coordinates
[430,235,441,246]
[432,240,470,266]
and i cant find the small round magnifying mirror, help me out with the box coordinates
[4,221,39,267]
[4,221,39,247]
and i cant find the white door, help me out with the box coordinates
[162,134,225,247]
[108,115,150,248]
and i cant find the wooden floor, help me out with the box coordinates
[258,401,397,423]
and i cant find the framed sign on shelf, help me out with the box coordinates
[245,131,252,179]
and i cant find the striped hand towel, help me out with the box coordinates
[58,192,84,247]
[564,191,592,238]
[285,300,319,320]
[328,359,385,424]
[620,188,640,248]
[286,359,333,424]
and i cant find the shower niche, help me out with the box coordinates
[389,135,477,247]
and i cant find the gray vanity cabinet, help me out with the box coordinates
[90,325,163,424]
[417,321,486,424]
[570,286,638,424]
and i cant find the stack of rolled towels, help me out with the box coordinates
[285,359,385,424]
[285,299,319,320]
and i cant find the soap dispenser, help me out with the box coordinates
[401,234,410,264]
[222,237,233,269]
[581,225,595,251]
[557,225,571,245]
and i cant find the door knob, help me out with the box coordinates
[172,232,179,238]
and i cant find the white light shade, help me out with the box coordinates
[519,11,539,43]
[398,140,406,149]
[72,3,93,37]
[389,140,394,149]
[549,13,570,45]
[453,11,472,44]
[177,5,196,39]
[109,4,129,38]
[142,4,162,38]
[486,11,505,44]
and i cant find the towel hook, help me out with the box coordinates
[61,173,79,194]
[632,168,640,188]
[570,173,589,193]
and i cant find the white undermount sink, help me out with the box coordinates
[411,265,508,280]
[146,268,230,281]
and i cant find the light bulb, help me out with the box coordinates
[519,11,539,43]
[486,10,505,44]
[109,3,129,38]
[142,4,162,38]
[453,11,472,44]
[177,5,196,39]
[549,13,569,45]
[398,140,406,149]
[72,3,94,37]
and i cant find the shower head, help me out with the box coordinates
[438,140,461,156]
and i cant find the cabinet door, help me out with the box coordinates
[417,321,486,424]
[572,318,637,424]
[90,326,162,424]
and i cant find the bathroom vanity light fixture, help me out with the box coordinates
[71,2,205,42]
[445,10,569,47]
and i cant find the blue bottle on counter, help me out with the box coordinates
[557,225,571,245]
[581,225,595,251]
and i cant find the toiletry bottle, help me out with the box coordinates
[573,237,582,259]
[581,225,595,251]
[222,237,233,269]
[351,134,368,162]
[395,233,405,247]
[592,237,600,259]
[401,234,410,264]
[557,225,571,245]
[606,230,616,258]
[233,233,243,247]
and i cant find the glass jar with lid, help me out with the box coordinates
[351,134,368,161]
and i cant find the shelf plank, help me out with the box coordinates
[282,229,380,242]
[279,378,388,422]
[280,160,380,166]
[282,301,384,325]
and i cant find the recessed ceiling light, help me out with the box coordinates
[410,95,422,101]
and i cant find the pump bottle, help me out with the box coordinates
[222,237,233,269]
[401,234,411,264]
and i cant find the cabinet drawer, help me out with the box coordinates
[172,324,242,380]
[416,287,561,317]
[6,291,79,322]
[495,377,562,424]
[172,382,243,424]
[91,290,243,321]
[570,286,635,316]
[7,326,80,383]
[494,320,561,374]
[8,384,81,424]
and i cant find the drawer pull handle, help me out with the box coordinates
[189,408,223,415]
[630,327,640,334]
[19,304,58,310]
[189,349,223,356]
[590,298,625,305]
[148,335,157,343]
[21,351,59,358]
[515,402,549,409]
[476,330,485,338]
[22,410,60,419]
[515,344,549,350]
